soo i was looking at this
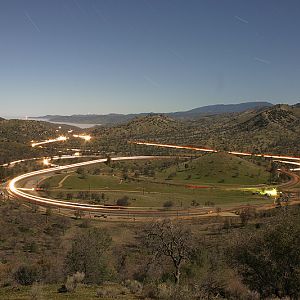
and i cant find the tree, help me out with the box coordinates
[39,181,50,191]
[116,196,130,206]
[76,167,86,179]
[239,207,255,226]
[45,207,52,223]
[105,154,111,166]
[65,228,112,284]
[228,210,300,299]
[57,191,65,199]
[74,210,84,219]
[66,193,73,200]
[140,219,194,285]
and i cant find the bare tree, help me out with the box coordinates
[141,219,194,285]
[65,228,111,284]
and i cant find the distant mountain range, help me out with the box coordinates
[35,101,273,125]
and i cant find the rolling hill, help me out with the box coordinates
[156,152,271,185]
[35,101,273,125]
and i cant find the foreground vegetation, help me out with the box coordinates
[0,195,299,299]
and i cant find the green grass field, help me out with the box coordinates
[43,175,271,209]
[38,154,275,209]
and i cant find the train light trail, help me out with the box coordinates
[275,160,300,171]
[31,136,68,147]
[132,141,300,161]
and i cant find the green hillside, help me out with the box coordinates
[156,152,271,185]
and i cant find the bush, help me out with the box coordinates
[124,279,143,294]
[116,196,130,206]
[96,286,119,298]
[163,200,174,208]
[30,282,44,300]
[65,272,85,292]
[14,265,39,286]
[157,283,172,299]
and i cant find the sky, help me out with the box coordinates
[0,0,300,117]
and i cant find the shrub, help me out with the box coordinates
[65,272,85,292]
[14,265,39,286]
[96,286,119,298]
[124,279,143,294]
[116,196,130,206]
[30,282,44,300]
[157,282,172,299]
[163,200,174,208]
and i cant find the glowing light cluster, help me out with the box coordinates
[260,188,278,197]
[43,158,50,166]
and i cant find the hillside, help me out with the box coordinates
[0,119,74,164]
[36,101,273,125]
[211,104,300,155]
[88,104,300,156]
[156,152,270,185]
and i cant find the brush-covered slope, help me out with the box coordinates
[0,119,74,164]
[89,104,300,156]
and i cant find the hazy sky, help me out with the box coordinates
[1,0,299,116]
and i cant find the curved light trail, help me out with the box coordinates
[8,156,191,217]
[132,141,300,161]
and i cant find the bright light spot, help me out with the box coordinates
[73,134,92,141]
[68,130,73,133]
[43,158,50,166]
[261,188,278,197]
[57,136,67,141]
[74,152,81,157]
